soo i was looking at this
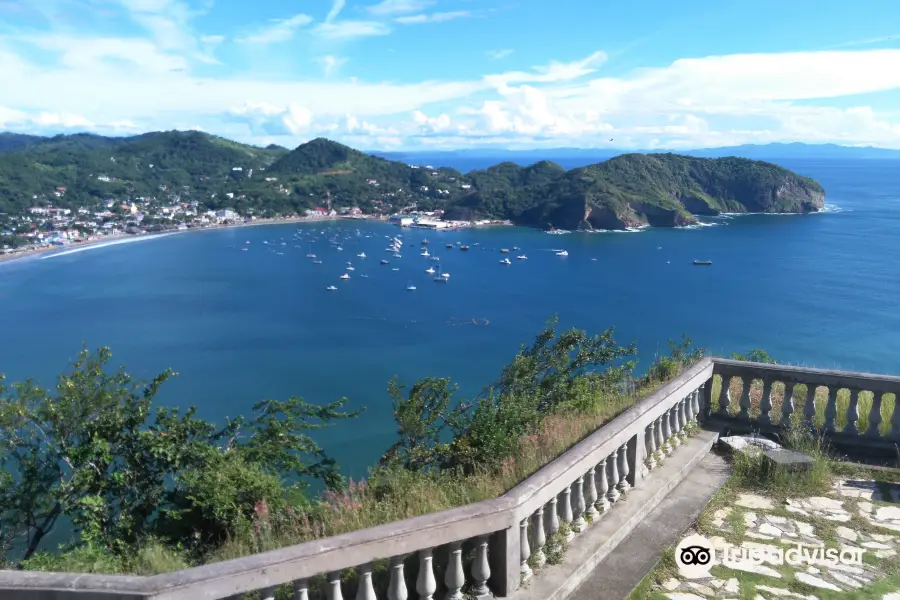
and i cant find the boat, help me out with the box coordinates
[339,273,350,279]
[446,244,454,249]
[306,246,316,258]
[421,239,430,246]
[241,247,248,251]
[440,272,450,280]
[517,255,527,260]
[392,267,400,271]
[381,259,389,265]
[500,248,510,254]
[426,266,436,274]
[430,256,440,262]
[358,252,366,258]
[421,249,430,257]
[513,246,520,251]
[460,245,469,251]
[406,280,417,291]
[346,266,355,271]
[313,259,323,264]
[556,250,568,256]
[337,246,343,251]
[693,260,713,266]
[500,258,511,265]
[393,253,402,258]
[326,285,338,291]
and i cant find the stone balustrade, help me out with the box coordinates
[709,359,900,454]
[0,359,715,600]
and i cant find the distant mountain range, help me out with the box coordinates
[373,142,900,163]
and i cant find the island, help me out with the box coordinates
[0,132,825,254]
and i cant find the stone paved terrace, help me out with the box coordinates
[639,477,900,600]
[4,358,900,600]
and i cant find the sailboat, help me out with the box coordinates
[357,252,366,258]
[500,258,511,265]
[326,285,338,291]
[426,266,436,275]
[306,245,316,258]
[406,280,417,291]
[433,265,449,283]
[339,273,350,280]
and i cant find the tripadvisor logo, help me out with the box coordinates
[674,534,865,579]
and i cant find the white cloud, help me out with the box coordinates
[487,49,513,60]
[412,110,451,133]
[237,14,313,44]
[317,55,348,76]
[228,101,314,135]
[313,20,391,39]
[366,0,434,16]
[325,0,346,23]
[394,11,471,24]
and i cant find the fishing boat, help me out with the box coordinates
[326,285,338,291]
[693,260,713,266]
[500,258,511,265]
[406,280,417,291]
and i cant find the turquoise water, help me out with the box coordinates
[1,158,898,478]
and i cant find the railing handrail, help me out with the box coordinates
[712,358,900,394]
[0,357,714,598]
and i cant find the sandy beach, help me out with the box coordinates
[0,214,357,265]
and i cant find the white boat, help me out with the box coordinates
[430,256,440,262]
[337,246,343,251]
[306,245,316,258]
[393,253,402,258]
[500,258,511,265]
[313,259,322,264]
[392,267,400,271]
[441,272,450,279]
[339,273,350,280]
[500,248,510,254]
[421,249,430,257]
[406,280,416,291]
[426,266,436,274]
[556,250,568,256]
[381,259,389,265]
[346,266,355,271]
[517,255,527,260]
[358,252,366,258]
[326,285,338,291]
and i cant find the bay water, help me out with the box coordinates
[1,157,898,477]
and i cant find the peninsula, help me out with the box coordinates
[0,131,825,253]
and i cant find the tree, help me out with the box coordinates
[0,347,361,563]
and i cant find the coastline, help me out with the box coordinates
[0,215,351,266]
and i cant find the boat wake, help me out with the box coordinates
[39,234,178,260]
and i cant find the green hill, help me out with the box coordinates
[0,132,825,228]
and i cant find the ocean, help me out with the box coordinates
[1,157,898,479]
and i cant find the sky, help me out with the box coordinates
[2,0,900,150]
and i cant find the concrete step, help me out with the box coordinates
[568,449,731,600]
[515,429,723,600]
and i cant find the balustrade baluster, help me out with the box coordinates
[823,387,838,433]
[356,563,377,600]
[803,385,817,425]
[531,506,547,566]
[668,405,681,448]
[616,444,630,492]
[758,379,773,425]
[471,536,491,600]
[843,390,861,435]
[560,486,575,541]
[891,392,900,438]
[584,466,600,521]
[445,543,465,600]
[718,376,732,415]
[645,423,657,471]
[606,453,620,504]
[660,411,672,455]
[781,383,795,426]
[545,496,560,537]
[738,377,751,421]
[867,392,885,437]
[261,586,277,600]
[519,518,532,580]
[596,458,610,515]
[387,556,408,600]
[654,416,665,463]
[571,475,586,533]
[294,579,310,600]
[327,572,344,600]
[692,388,701,421]
[416,549,437,600]
[679,398,689,434]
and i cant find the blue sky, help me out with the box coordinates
[2,0,900,150]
